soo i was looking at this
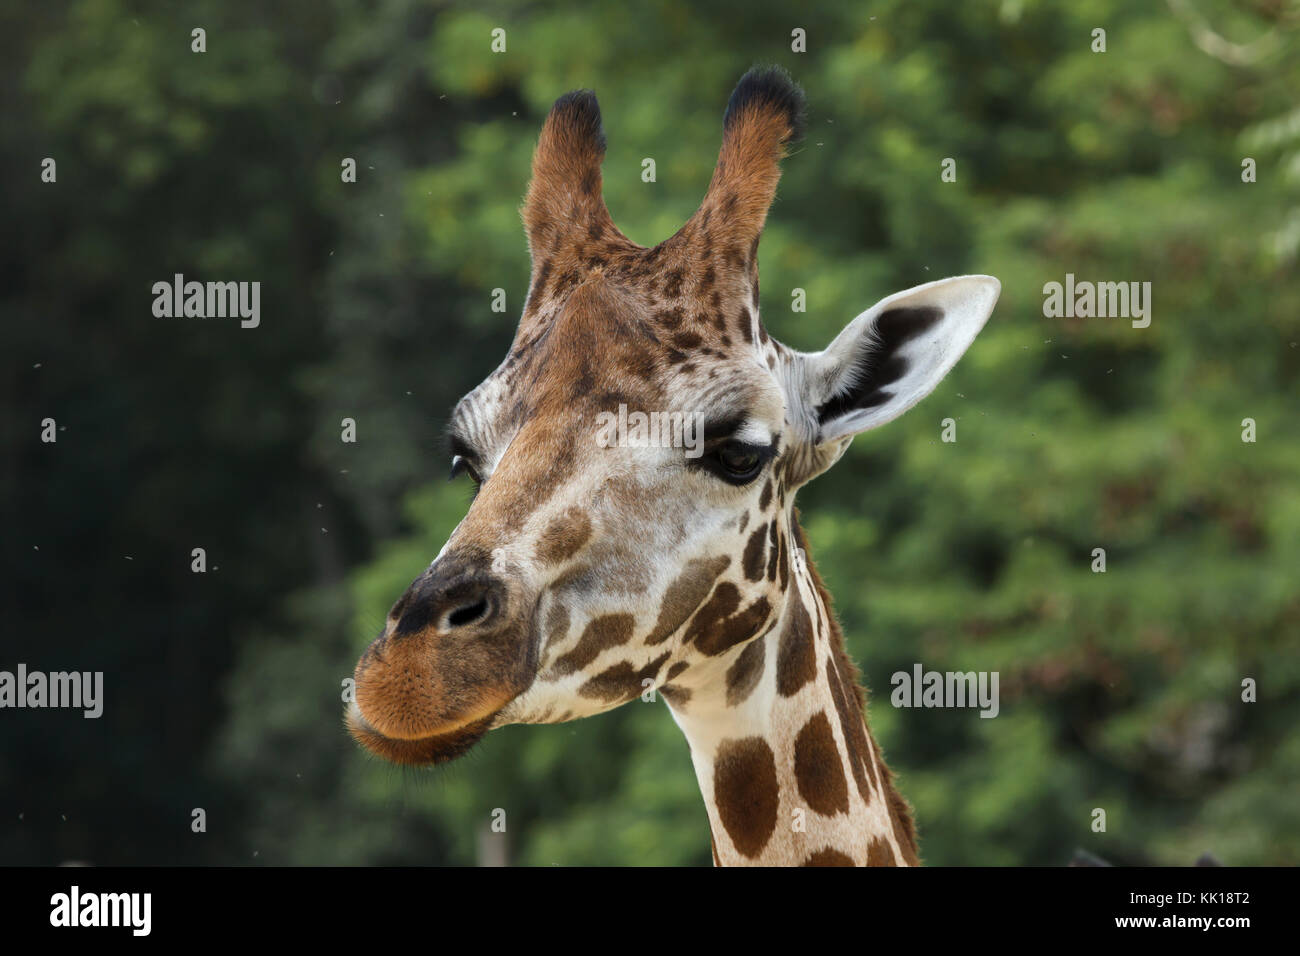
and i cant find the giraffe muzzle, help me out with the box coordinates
[347,555,537,765]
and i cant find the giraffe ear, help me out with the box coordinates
[803,275,1000,444]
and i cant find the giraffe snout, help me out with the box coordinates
[347,554,536,765]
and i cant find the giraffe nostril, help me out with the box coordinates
[447,597,491,628]
[391,565,505,638]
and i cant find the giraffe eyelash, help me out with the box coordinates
[447,429,485,488]
[450,453,484,484]
[690,439,777,486]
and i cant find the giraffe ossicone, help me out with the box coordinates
[347,66,1000,866]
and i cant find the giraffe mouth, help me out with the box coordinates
[346,590,544,767]
[346,702,499,766]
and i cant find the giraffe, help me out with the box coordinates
[346,66,1001,866]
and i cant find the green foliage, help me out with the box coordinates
[6,0,1297,865]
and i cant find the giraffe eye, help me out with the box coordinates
[449,454,482,486]
[706,441,769,485]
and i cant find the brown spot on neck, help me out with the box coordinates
[741,521,770,581]
[712,737,779,859]
[724,633,767,706]
[793,711,850,816]
[775,586,816,696]
[802,848,855,866]
[866,835,898,866]
[825,657,874,805]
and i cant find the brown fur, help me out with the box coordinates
[712,737,780,858]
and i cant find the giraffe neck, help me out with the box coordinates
[665,514,920,866]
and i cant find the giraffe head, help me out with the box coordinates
[347,67,999,766]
